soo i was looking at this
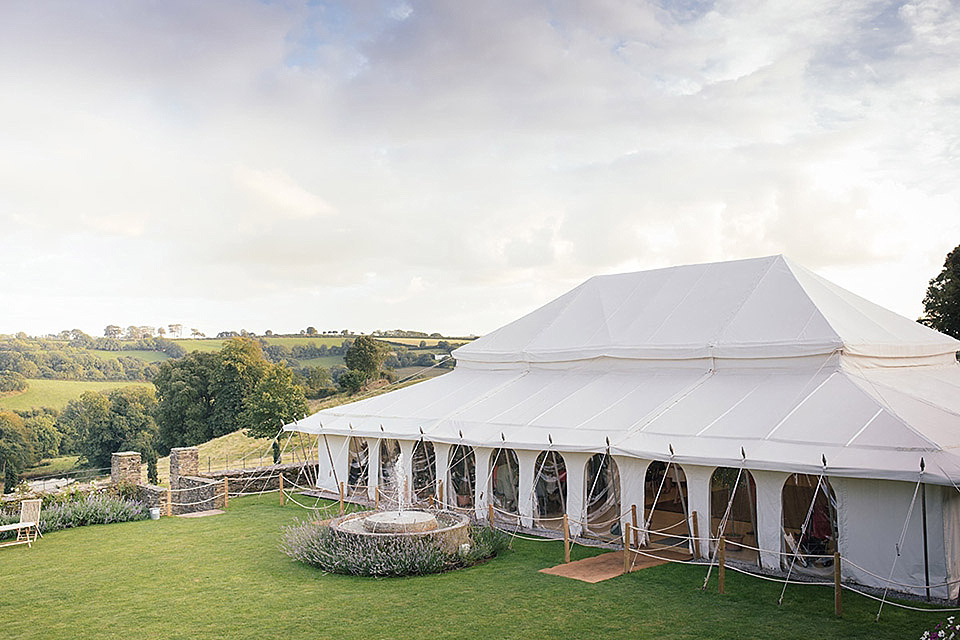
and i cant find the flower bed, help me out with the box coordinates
[280,520,508,577]
[0,490,148,540]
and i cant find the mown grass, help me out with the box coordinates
[0,379,153,411]
[21,455,83,479]
[0,494,936,640]
[149,430,317,486]
[296,355,344,368]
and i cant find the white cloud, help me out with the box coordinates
[0,0,959,337]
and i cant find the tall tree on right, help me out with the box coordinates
[921,245,960,339]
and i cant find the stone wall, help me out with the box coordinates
[137,484,169,513]
[203,462,312,495]
[111,452,142,485]
[169,447,199,486]
[173,476,225,514]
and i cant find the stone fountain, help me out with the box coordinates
[329,452,470,552]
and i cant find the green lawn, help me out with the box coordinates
[0,379,153,411]
[0,494,936,639]
[21,455,82,479]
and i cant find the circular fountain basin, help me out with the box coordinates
[362,510,439,534]
[330,510,471,553]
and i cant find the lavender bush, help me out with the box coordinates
[280,522,507,577]
[0,493,148,540]
[921,616,960,640]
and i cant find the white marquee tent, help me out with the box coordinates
[287,255,960,598]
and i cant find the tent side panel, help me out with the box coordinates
[837,477,949,599]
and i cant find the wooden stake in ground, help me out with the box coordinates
[691,511,700,559]
[339,482,345,515]
[834,552,842,617]
[223,478,229,508]
[623,522,633,575]
[279,474,284,506]
[631,504,639,548]
[375,486,380,510]
[428,494,434,508]
[438,479,444,509]
[718,537,726,595]
[488,503,495,525]
[563,513,571,563]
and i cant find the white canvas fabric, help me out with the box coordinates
[287,255,960,486]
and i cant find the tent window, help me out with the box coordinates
[347,437,368,497]
[781,473,838,575]
[378,438,402,504]
[447,445,475,509]
[644,461,689,547]
[585,454,621,539]
[534,451,567,530]
[710,467,760,567]
[490,448,520,523]
[412,440,436,504]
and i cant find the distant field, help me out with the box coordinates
[0,379,153,411]
[377,337,469,347]
[172,336,352,353]
[85,349,171,363]
[170,339,224,352]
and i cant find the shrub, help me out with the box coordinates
[0,492,148,540]
[279,521,508,577]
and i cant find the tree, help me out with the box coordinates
[239,365,308,439]
[104,325,122,339]
[344,335,385,378]
[921,245,960,339]
[24,413,61,458]
[0,411,38,491]
[168,324,183,338]
[153,351,218,449]
[337,369,368,394]
[190,328,205,338]
[58,387,158,469]
[209,338,271,438]
[0,371,27,393]
[306,326,318,336]
[157,327,166,338]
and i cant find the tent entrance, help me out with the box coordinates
[781,473,838,577]
[347,437,368,497]
[711,467,760,567]
[412,440,436,505]
[490,448,520,525]
[534,451,567,531]
[446,445,476,510]
[585,454,621,540]
[378,438,401,507]
[644,461,689,549]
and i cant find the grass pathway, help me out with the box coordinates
[0,495,936,639]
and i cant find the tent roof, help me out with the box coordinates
[452,255,959,364]
[289,256,960,484]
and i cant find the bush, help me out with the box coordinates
[0,370,27,393]
[0,492,148,540]
[279,521,508,577]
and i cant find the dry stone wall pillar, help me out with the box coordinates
[169,447,199,489]
[111,451,142,485]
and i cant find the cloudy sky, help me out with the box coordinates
[1,0,958,338]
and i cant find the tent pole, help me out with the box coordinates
[922,482,931,601]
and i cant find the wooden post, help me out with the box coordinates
[166,487,172,517]
[428,494,435,508]
[834,552,842,617]
[438,479,444,509]
[691,511,700,559]
[489,502,495,525]
[339,481,345,515]
[718,537,726,594]
[631,504,639,548]
[223,478,229,508]
[563,513,571,563]
[623,522,632,575]
[375,486,380,510]
[279,473,285,506]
